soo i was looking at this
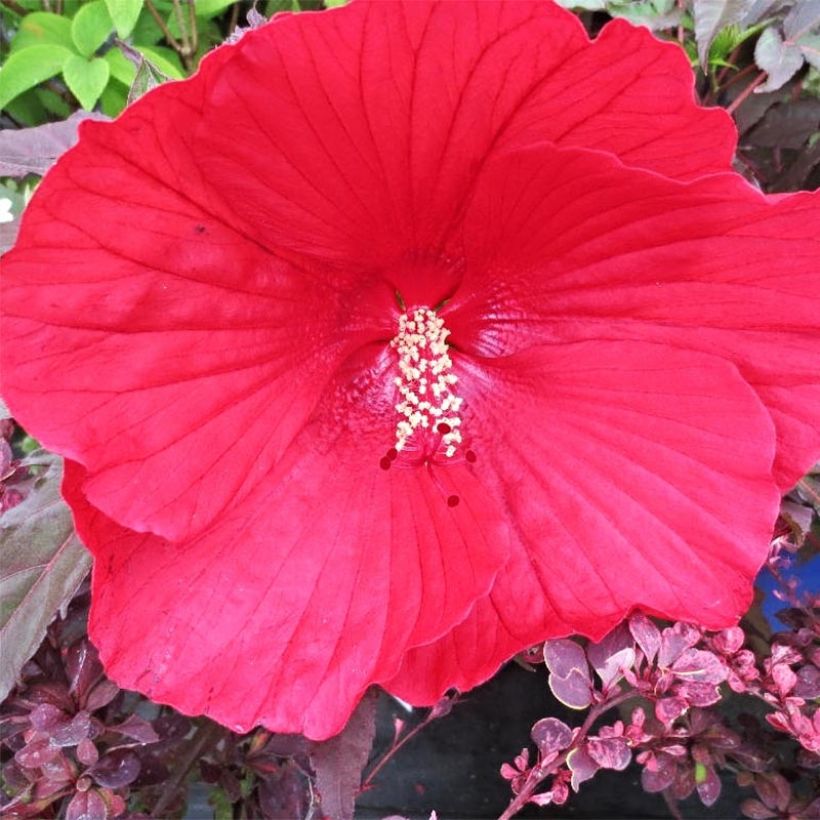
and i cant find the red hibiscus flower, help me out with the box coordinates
[2,0,819,740]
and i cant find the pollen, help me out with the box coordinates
[390,307,463,457]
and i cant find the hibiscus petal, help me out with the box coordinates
[193,1,732,263]
[64,348,508,738]
[454,143,820,490]
[386,341,779,704]
[0,89,397,542]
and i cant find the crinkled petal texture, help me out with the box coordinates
[1,0,817,737]
[386,143,820,703]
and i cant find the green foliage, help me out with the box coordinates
[0,44,73,112]
[1,0,244,123]
[103,0,144,39]
[70,0,114,57]
[62,53,111,110]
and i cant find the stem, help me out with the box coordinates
[151,719,225,818]
[797,478,820,509]
[145,0,183,53]
[360,699,457,790]
[726,72,767,116]
[187,0,198,60]
[498,691,635,820]
[0,0,28,16]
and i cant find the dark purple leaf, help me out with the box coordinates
[65,640,104,704]
[0,457,92,702]
[310,691,377,820]
[51,711,91,747]
[109,714,159,745]
[90,749,140,789]
[793,664,820,699]
[586,623,635,689]
[544,640,593,709]
[693,0,757,66]
[29,704,66,733]
[754,27,805,93]
[530,717,572,757]
[15,738,62,769]
[755,772,792,812]
[695,764,722,807]
[0,112,108,177]
[76,738,99,767]
[83,679,119,713]
[629,614,662,664]
[586,737,631,771]
[567,745,600,792]
[258,760,310,819]
[740,798,777,819]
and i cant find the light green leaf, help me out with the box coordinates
[71,0,114,57]
[10,11,74,52]
[63,54,111,110]
[105,46,137,86]
[0,456,92,703]
[0,45,72,112]
[127,56,169,104]
[134,44,185,78]
[324,0,349,7]
[104,0,144,38]
[192,0,237,17]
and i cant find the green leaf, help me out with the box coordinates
[104,0,144,38]
[0,456,92,703]
[105,46,137,86]
[324,0,349,6]
[192,0,237,17]
[134,44,185,78]
[127,55,168,104]
[63,54,111,110]
[71,0,114,57]
[100,79,129,117]
[0,44,72,112]
[10,11,74,52]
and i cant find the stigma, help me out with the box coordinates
[389,307,463,458]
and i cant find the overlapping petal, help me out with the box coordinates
[386,340,779,703]
[63,346,508,737]
[452,143,820,489]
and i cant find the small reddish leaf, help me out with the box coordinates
[76,739,99,767]
[629,614,662,664]
[530,717,573,757]
[586,736,631,771]
[586,623,635,689]
[567,745,600,791]
[310,692,377,820]
[51,711,91,747]
[771,663,797,697]
[658,623,702,668]
[696,764,722,807]
[66,788,107,820]
[641,754,677,793]
[15,738,62,769]
[655,696,689,726]
[671,649,729,684]
[544,640,593,709]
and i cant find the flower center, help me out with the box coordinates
[389,307,463,458]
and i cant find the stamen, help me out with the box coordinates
[390,307,463,458]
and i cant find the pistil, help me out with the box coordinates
[389,307,463,458]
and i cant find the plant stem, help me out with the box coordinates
[360,699,457,791]
[498,691,635,820]
[145,0,184,55]
[151,719,225,818]
[726,72,767,116]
